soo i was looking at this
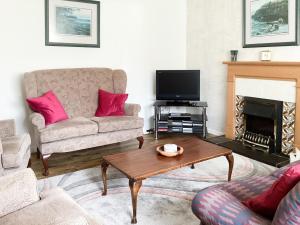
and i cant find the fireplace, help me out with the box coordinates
[241,97,283,154]
[221,61,300,167]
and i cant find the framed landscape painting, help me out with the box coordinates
[45,0,100,48]
[243,0,299,48]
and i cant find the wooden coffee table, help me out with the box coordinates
[100,137,234,224]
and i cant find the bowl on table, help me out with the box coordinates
[156,144,184,157]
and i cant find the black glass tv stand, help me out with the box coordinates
[154,101,208,139]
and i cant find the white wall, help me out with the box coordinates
[187,0,300,135]
[0,0,186,134]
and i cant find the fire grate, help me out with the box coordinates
[242,131,271,153]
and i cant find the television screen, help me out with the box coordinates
[156,70,200,101]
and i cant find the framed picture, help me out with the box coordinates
[45,0,100,48]
[243,0,299,48]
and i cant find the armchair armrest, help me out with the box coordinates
[0,139,3,175]
[39,187,65,200]
[0,168,39,217]
[273,182,300,224]
[125,103,141,117]
[0,119,15,138]
[29,113,45,130]
[0,138,3,155]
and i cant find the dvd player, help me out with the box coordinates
[168,113,191,120]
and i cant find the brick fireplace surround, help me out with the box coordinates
[224,61,300,150]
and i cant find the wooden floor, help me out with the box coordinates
[31,134,213,179]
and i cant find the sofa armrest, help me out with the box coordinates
[0,119,16,138]
[0,168,39,217]
[125,103,141,117]
[29,113,46,130]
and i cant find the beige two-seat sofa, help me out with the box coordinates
[24,68,144,176]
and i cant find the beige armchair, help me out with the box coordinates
[0,169,102,225]
[0,119,31,175]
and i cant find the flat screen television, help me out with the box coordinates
[156,70,200,101]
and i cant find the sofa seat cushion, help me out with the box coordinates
[0,187,101,225]
[2,134,31,168]
[91,116,144,133]
[40,117,98,143]
[192,187,271,225]
[220,175,276,201]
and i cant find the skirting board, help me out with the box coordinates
[207,128,224,136]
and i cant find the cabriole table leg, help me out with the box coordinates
[101,161,109,196]
[226,153,234,181]
[129,179,143,224]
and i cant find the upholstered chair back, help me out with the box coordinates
[24,68,127,118]
[0,120,16,175]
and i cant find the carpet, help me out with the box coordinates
[38,153,276,225]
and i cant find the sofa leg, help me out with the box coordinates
[137,136,144,149]
[27,158,32,168]
[37,148,41,159]
[41,154,51,176]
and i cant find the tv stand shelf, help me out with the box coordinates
[154,101,208,139]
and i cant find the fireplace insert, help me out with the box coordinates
[242,97,283,154]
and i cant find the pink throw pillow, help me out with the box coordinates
[26,91,69,125]
[243,164,300,218]
[95,89,128,116]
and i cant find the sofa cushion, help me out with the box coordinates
[40,117,98,143]
[221,175,276,201]
[95,89,128,116]
[243,164,300,219]
[272,182,300,225]
[2,134,31,168]
[91,116,144,133]
[192,187,271,225]
[0,187,101,225]
[27,91,69,125]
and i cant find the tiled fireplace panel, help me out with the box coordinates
[235,95,295,155]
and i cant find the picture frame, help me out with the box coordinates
[243,0,299,48]
[45,0,100,48]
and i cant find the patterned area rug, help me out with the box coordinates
[38,153,275,225]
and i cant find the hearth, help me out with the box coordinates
[205,136,289,168]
